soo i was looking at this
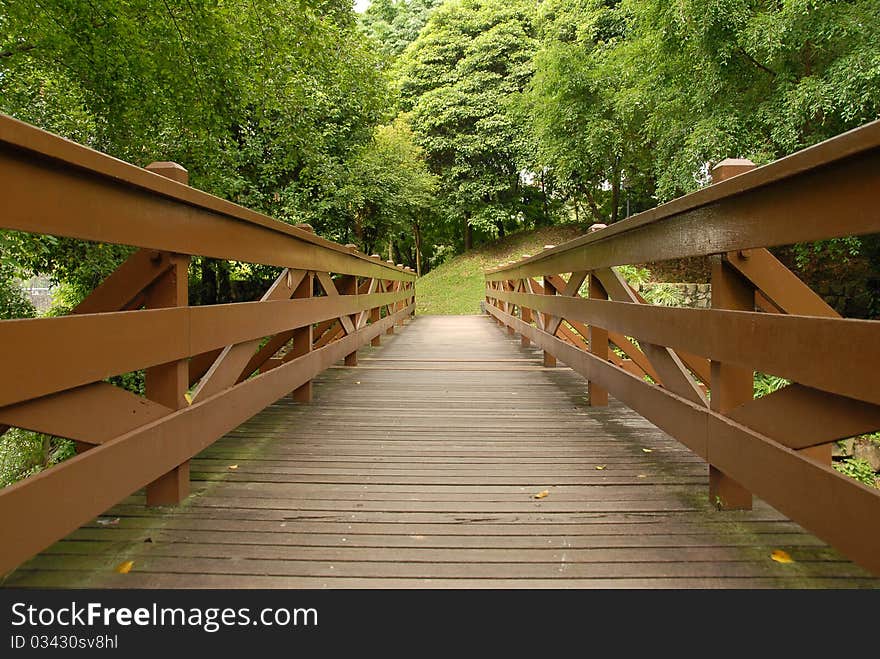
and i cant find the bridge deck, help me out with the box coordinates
[5,315,878,588]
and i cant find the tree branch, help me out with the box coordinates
[736,45,776,78]
[0,44,37,59]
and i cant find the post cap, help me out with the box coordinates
[295,223,315,233]
[711,158,756,183]
[146,161,188,184]
[588,223,608,233]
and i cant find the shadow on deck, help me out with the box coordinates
[5,316,878,588]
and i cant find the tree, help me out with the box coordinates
[340,117,438,274]
[396,0,539,249]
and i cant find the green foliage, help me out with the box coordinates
[833,458,877,488]
[642,283,684,307]
[754,372,790,398]
[0,428,75,489]
[361,0,444,58]
[339,117,439,270]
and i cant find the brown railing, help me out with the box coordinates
[0,114,416,574]
[484,120,880,576]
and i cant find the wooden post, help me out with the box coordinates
[343,275,359,366]
[521,280,532,347]
[542,275,556,367]
[588,273,609,406]
[386,277,396,335]
[708,157,757,510]
[144,161,190,506]
[506,280,516,336]
[291,272,315,402]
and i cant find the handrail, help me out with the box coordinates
[487,119,880,280]
[484,122,880,576]
[0,113,415,281]
[0,116,416,575]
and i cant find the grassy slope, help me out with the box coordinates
[415,226,584,315]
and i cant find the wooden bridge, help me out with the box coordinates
[1,114,879,588]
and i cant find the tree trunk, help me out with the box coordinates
[610,158,621,224]
[201,257,217,305]
[463,215,472,251]
[413,221,422,277]
[541,170,549,226]
[217,259,232,302]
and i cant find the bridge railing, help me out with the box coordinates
[0,114,416,575]
[485,120,880,576]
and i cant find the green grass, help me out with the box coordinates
[415,226,584,315]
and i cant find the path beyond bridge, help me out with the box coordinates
[5,316,878,588]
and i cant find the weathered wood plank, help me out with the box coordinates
[5,315,877,589]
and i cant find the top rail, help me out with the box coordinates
[487,119,880,280]
[0,113,414,281]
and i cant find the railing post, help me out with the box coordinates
[506,280,516,336]
[370,257,383,347]
[291,271,315,402]
[708,158,755,510]
[386,262,396,335]
[143,161,191,506]
[520,280,532,347]
[542,275,556,367]
[343,273,359,367]
[588,272,609,406]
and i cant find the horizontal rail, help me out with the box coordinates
[488,288,879,405]
[484,303,880,575]
[0,114,413,281]
[0,288,412,407]
[0,303,414,575]
[0,115,419,576]
[487,120,880,280]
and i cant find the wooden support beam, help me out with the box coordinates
[291,272,315,403]
[588,273,609,407]
[542,276,556,367]
[144,252,190,506]
[708,254,754,511]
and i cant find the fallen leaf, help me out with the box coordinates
[771,549,794,564]
[143,537,153,543]
[642,448,653,453]
[534,490,550,499]
[637,474,647,479]
[96,517,120,527]
[115,560,134,574]
[184,392,192,404]
[228,464,239,471]
[595,465,606,470]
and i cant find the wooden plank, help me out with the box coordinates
[485,304,880,575]
[486,287,880,405]
[0,383,171,445]
[0,304,413,574]
[191,269,306,402]
[0,287,412,407]
[5,314,876,588]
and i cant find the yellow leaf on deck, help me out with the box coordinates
[184,392,192,404]
[228,464,239,471]
[115,560,134,574]
[534,490,550,499]
[642,448,653,453]
[771,550,794,564]
[595,465,606,470]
